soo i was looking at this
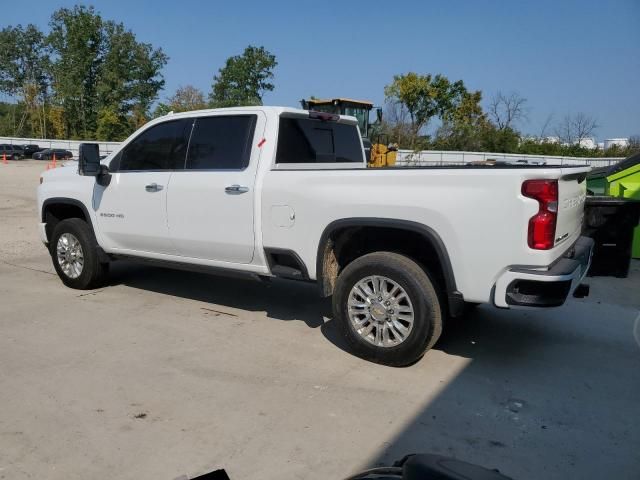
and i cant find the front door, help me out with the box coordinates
[93,171,173,253]
[94,118,192,254]
[167,113,264,263]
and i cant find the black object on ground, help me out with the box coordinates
[344,453,513,479]
[583,195,640,277]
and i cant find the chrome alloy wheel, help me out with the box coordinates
[56,233,84,279]
[347,275,415,347]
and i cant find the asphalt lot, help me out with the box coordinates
[1,160,639,480]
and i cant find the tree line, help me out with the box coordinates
[0,5,276,141]
[380,73,638,158]
[0,5,637,158]
[0,6,167,141]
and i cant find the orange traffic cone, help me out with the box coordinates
[52,153,57,169]
[1,153,7,165]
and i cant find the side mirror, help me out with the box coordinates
[79,143,101,176]
[376,108,383,123]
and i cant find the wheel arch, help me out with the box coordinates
[316,218,465,317]
[42,198,94,242]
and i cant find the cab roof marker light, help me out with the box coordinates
[308,110,340,122]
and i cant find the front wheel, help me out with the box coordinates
[50,218,109,289]
[332,252,443,366]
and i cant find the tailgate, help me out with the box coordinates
[555,168,589,246]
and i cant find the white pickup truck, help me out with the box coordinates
[37,106,593,366]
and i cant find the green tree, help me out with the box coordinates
[434,90,487,151]
[47,5,105,138]
[152,103,172,118]
[127,38,168,118]
[168,85,207,112]
[209,45,277,107]
[45,5,167,139]
[97,20,168,131]
[0,102,23,136]
[95,106,130,141]
[0,24,50,137]
[383,72,467,148]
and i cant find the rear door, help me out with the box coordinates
[167,112,263,263]
[94,119,191,254]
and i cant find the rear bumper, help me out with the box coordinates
[493,236,594,308]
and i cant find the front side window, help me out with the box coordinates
[119,119,192,171]
[275,117,363,164]
[186,115,257,170]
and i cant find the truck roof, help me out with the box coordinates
[151,106,359,127]
[160,106,315,118]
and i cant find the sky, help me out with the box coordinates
[3,0,639,140]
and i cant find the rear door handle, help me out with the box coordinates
[225,185,249,194]
[145,183,163,192]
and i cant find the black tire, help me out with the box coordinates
[50,218,109,289]
[333,252,443,367]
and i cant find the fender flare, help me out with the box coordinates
[316,218,465,316]
[41,197,111,263]
[41,197,93,228]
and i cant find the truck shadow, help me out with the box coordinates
[107,260,569,360]
[108,260,347,342]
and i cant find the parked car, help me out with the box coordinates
[37,106,593,366]
[33,148,73,160]
[0,144,24,159]
[21,144,42,157]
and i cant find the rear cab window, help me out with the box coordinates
[275,115,364,166]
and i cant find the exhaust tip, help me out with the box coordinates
[573,283,590,298]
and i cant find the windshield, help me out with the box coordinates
[343,107,369,136]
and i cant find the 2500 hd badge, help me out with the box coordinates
[100,212,124,219]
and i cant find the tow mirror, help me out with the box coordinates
[79,143,111,187]
[79,143,100,176]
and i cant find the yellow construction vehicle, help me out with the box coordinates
[300,98,397,167]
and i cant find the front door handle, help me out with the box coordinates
[145,183,163,192]
[225,184,249,194]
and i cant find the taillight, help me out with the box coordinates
[522,179,558,250]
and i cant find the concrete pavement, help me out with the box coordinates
[1,161,639,480]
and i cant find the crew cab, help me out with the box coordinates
[37,107,593,366]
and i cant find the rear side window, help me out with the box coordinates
[186,115,257,170]
[275,117,363,164]
[119,119,192,171]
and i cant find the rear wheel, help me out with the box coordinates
[333,252,443,366]
[50,218,109,289]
